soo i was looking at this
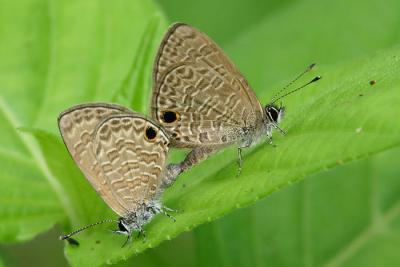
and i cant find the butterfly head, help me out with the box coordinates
[119,203,159,234]
[117,218,133,235]
[265,104,285,124]
[265,64,320,126]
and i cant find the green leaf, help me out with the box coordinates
[0,0,166,135]
[112,15,167,114]
[153,0,400,264]
[156,0,296,44]
[192,147,400,267]
[2,0,400,266]
[0,100,63,242]
[0,134,63,242]
[127,146,400,267]
[0,0,67,242]
[0,0,167,249]
[41,46,399,266]
[0,148,63,242]
[224,0,400,92]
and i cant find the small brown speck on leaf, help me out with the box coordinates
[369,80,376,85]
[337,159,344,165]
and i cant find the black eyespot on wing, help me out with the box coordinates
[161,111,178,123]
[145,126,157,141]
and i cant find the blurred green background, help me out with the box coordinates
[1,0,400,266]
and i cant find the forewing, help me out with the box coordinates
[58,103,132,216]
[93,114,170,214]
[151,23,264,147]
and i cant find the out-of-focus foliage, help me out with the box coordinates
[0,0,399,266]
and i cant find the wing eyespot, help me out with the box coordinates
[161,110,179,124]
[144,126,157,142]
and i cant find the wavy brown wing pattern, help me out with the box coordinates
[58,103,132,216]
[151,23,264,148]
[93,114,170,214]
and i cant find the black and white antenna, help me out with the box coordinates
[59,219,116,241]
[270,63,321,104]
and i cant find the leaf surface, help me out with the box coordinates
[55,47,400,266]
[1,0,400,266]
[0,0,166,247]
[192,147,400,267]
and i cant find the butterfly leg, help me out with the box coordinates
[267,133,279,148]
[121,233,132,248]
[236,145,250,177]
[267,134,273,145]
[137,228,147,243]
[273,124,286,136]
[112,229,128,235]
[163,206,178,213]
[160,208,177,222]
[112,228,134,247]
[151,205,177,222]
[237,147,243,176]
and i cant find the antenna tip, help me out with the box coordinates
[312,76,322,82]
[308,63,317,70]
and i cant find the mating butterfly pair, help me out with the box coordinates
[58,23,319,245]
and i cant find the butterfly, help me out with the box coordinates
[151,23,320,175]
[58,103,180,246]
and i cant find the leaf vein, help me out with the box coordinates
[0,96,78,225]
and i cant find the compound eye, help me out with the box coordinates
[118,221,128,232]
[268,107,279,122]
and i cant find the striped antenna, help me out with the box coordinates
[270,63,317,103]
[59,219,116,240]
[271,76,321,104]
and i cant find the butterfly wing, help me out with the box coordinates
[58,103,132,216]
[151,23,264,147]
[93,114,170,214]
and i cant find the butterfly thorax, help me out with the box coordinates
[238,104,285,148]
[238,123,268,148]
